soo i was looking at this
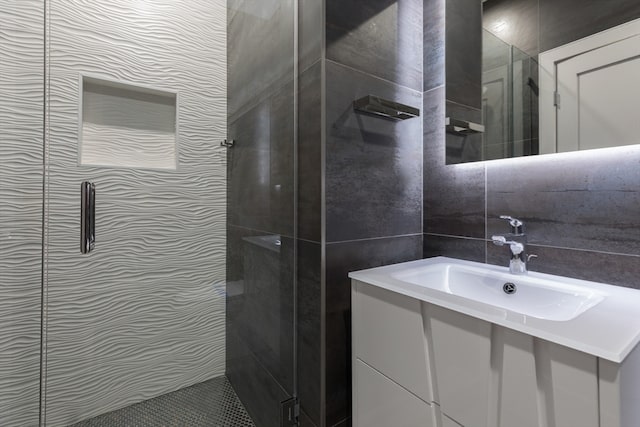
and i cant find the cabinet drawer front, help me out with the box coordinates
[354,359,435,427]
[352,281,432,402]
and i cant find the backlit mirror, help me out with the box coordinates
[445,0,640,164]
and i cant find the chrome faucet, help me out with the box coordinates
[491,216,536,275]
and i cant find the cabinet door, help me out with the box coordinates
[496,327,539,427]
[428,305,492,427]
[542,342,599,427]
[428,308,599,427]
[354,359,435,427]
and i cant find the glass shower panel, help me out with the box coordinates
[42,1,229,425]
[482,29,539,160]
[0,2,44,425]
[482,29,512,160]
[226,1,299,426]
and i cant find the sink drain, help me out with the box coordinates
[503,282,517,294]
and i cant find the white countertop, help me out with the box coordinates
[349,256,640,363]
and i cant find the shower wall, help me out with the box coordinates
[43,1,227,425]
[0,1,44,426]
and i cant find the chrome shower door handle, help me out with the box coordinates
[80,181,96,254]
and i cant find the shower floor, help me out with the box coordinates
[71,376,255,427]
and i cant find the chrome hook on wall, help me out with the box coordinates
[220,139,235,148]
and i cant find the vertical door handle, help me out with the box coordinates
[80,181,95,254]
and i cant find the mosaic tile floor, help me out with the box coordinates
[71,376,255,427]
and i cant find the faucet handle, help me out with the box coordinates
[499,215,525,235]
[491,235,507,246]
[491,236,524,255]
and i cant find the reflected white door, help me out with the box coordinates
[556,34,640,152]
[539,19,640,154]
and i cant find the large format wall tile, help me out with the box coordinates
[226,227,295,427]
[325,234,423,426]
[299,0,323,73]
[423,87,486,238]
[297,240,322,427]
[445,0,482,109]
[483,0,539,57]
[325,61,423,243]
[486,147,640,256]
[298,63,322,243]
[327,0,423,91]
[423,233,486,263]
[45,1,227,425]
[539,0,640,52]
[227,0,295,117]
[0,1,43,425]
[488,243,640,289]
[227,81,295,238]
[423,0,445,92]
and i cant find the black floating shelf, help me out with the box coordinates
[353,95,420,121]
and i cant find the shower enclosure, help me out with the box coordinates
[1,1,298,426]
[482,29,539,160]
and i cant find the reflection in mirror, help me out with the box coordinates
[445,0,640,164]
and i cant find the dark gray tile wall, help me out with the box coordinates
[483,0,640,57]
[486,151,640,255]
[297,240,322,427]
[423,234,486,263]
[445,0,482,109]
[424,88,486,238]
[483,0,539,57]
[424,0,445,91]
[227,81,295,238]
[298,63,322,243]
[325,235,423,426]
[227,2,295,117]
[444,101,483,164]
[226,226,295,427]
[323,1,424,425]
[226,3,297,427]
[299,0,323,73]
[297,19,323,426]
[424,0,640,290]
[444,0,483,164]
[325,61,423,243]
[538,0,640,52]
[327,0,424,92]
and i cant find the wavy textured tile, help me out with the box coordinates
[44,1,227,425]
[0,1,44,426]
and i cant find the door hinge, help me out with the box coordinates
[280,398,299,427]
[554,91,561,107]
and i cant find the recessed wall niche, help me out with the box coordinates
[79,75,178,170]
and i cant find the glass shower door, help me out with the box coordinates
[225,1,300,426]
[41,1,229,425]
[2,1,299,425]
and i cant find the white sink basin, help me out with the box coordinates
[349,256,640,362]
[392,263,606,321]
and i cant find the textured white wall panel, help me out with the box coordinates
[0,1,44,426]
[45,1,227,425]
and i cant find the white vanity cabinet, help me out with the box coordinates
[352,279,640,427]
